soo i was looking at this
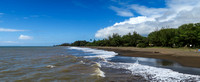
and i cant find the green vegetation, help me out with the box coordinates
[59,23,200,48]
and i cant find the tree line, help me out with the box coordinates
[59,23,200,48]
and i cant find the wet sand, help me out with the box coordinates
[88,47,200,68]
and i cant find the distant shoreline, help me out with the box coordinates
[86,46,200,68]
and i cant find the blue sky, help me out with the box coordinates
[0,0,199,46]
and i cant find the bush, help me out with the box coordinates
[137,43,147,48]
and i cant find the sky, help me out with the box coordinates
[0,0,200,46]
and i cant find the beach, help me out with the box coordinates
[90,47,200,68]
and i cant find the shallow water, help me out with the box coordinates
[0,47,104,81]
[0,46,200,81]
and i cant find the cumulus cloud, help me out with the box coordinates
[95,16,155,38]
[18,35,33,40]
[0,28,26,32]
[110,6,133,17]
[95,0,200,38]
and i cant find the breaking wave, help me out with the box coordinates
[68,47,200,81]
[68,47,118,59]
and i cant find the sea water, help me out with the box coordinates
[0,46,200,81]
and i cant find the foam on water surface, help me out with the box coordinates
[92,68,105,77]
[68,47,118,59]
[68,47,200,81]
[103,62,200,81]
[46,65,56,68]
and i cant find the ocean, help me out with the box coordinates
[0,46,200,82]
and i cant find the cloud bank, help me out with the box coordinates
[95,0,200,38]
[0,28,26,32]
[0,41,18,44]
[18,35,33,40]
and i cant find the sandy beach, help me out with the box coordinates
[88,47,200,68]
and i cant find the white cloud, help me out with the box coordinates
[95,16,155,38]
[18,35,33,40]
[0,28,26,32]
[130,5,168,17]
[23,15,40,19]
[95,0,200,38]
[110,6,133,17]
[1,41,18,43]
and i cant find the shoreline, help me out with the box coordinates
[87,47,200,68]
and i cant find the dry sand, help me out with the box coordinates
[89,47,200,68]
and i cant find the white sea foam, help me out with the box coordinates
[68,47,109,77]
[68,47,200,81]
[91,62,101,68]
[68,47,118,59]
[92,68,105,77]
[101,62,200,81]
[46,65,56,68]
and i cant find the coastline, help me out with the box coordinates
[87,47,200,68]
